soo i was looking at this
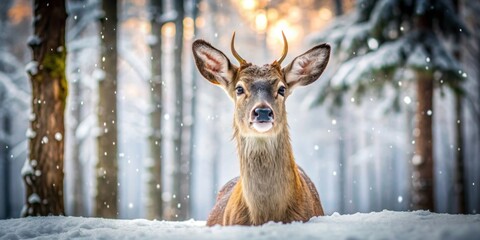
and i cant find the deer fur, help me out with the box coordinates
[192,35,330,226]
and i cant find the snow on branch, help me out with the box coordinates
[118,44,151,81]
[317,31,465,107]
[0,72,30,108]
[155,11,178,25]
[67,36,99,52]
[67,7,103,42]
[75,114,96,143]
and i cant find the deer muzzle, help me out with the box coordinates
[251,107,274,133]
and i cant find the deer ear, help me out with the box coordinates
[282,43,330,89]
[192,40,238,87]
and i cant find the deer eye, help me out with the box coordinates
[278,86,286,96]
[235,86,244,95]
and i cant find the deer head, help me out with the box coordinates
[192,32,330,137]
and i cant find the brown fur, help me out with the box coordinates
[206,130,324,226]
[193,38,330,226]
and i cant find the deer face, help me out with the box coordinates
[192,33,330,137]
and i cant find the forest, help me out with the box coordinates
[0,0,479,234]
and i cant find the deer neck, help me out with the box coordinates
[234,127,300,223]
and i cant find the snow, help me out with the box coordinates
[25,61,39,76]
[146,34,158,46]
[27,193,41,204]
[0,211,478,240]
[20,159,33,177]
[27,35,41,46]
[92,68,106,82]
[54,132,63,141]
[25,128,36,139]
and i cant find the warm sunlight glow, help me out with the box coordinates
[267,20,300,53]
[184,17,195,39]
[196,16,205,29]
[241,0,258,10]
[318,8,333,21]
[162,22,176,38]
[8,2,31,24]
[124,19,150,34]
[255,10,268,33]
[267,9,278,22]
[288,7,301,23]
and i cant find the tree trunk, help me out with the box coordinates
[452,0,466,214]
[0,0,11,48]
[187,0,200,219]
[70,55,84,216]
[454,93,466,213]
[95,0,118,218]
[147,0,164,220]
[411,71,434,211]
[68,0,87,217]
[207,0,222,206]
[1,115,11,218]
[171,0,187,220]
[23,0,67,217]
[0,0,12,219]
[337,110,346,213]
[333,0,343,16]
[330,0,345,214]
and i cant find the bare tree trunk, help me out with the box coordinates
[331,0,345,214]
[0,0,12,219]
[187,0,200,218]
[406,101,415,209]
[0,0,11,48]
[207,0,222,206]
[454,93,466,213]
[70,54,84,216]
[452,0,467,214]
[412,71,434,211]
[1,115,11,218]
[23,0,67,216]
[337,110,346,213]
[477,5,480,215]
[333,0,343,16]
[172,0,187,220]
[68,0,87,217]
[95,0,118,218]
[147,0,164,220]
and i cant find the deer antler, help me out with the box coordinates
[276,31,288,66]
[231,32,247,66]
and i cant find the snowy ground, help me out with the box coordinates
[0,211,479,240]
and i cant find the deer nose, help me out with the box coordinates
[253,107,273,122]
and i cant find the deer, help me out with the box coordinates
[192,32,330,226]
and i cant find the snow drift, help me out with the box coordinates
[0,211,479,240]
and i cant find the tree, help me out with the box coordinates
[96,0,119,218]
[186,0,200,220]
[333,0,344,16]
[147,0,164,220]
[0,0,13,219]
[462,0,480,214]
[22,0,68,216]
[205,0,223,207]
[171,0,188,220]
[67,0,92,217]
[312,0,467,211]
[328,0,348,214]
[452,0,466,214]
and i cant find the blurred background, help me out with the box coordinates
[0,0,479,220]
